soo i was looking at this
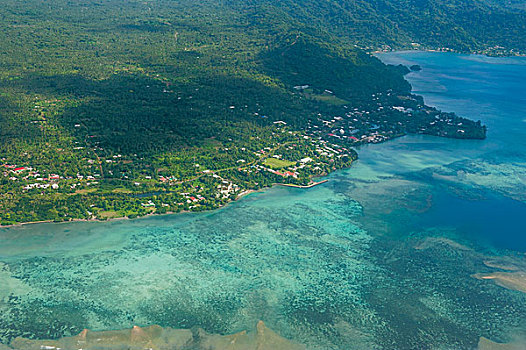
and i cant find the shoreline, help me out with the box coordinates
[0,122,488,229]
[1,49,497,229]
[276,179,329,189]
[0,44,522,350]
[0,178,332,229]
[370,47,526,58]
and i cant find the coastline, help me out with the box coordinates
[0,115,488,229]
[1,46,524,350]
[370,47,526,58]
[0,178,333,229]
[276,179,329,188]
[0,48,494,228]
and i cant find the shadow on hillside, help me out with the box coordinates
[1,70,327,155]
[257,35,411,99]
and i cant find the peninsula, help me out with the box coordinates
[0,0,506,225]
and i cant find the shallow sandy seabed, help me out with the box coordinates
[478,337,526,350]
[473,272,526,294]
[7,321,304,350]
[471,258,526,294]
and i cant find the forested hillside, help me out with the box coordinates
[0,0,518,224]
[224,0,526,53]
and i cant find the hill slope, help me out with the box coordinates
[227,0,526,54]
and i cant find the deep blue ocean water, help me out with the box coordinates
[376,51,526,252]
[0,52,525,349]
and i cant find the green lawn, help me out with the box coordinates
[263,158,296,169]
[310,94,349,106]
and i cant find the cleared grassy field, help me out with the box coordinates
[263,158,296,169]
[97,211,120,219]
[310,94,349,106]
[112,188,133,194]
[74,188,97,195]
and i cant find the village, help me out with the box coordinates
[301,89,486,145]
[0,118,357,223]
[0,88,484,225]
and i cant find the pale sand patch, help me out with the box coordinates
[413,239,526,295]
[0,263,32,300]
[9,321,305,350]
[414,237,472,251]
[473,272,526,293]
[478,337,525,350]
[482,258,526,271]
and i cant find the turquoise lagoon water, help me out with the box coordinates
[0,52,525,349]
